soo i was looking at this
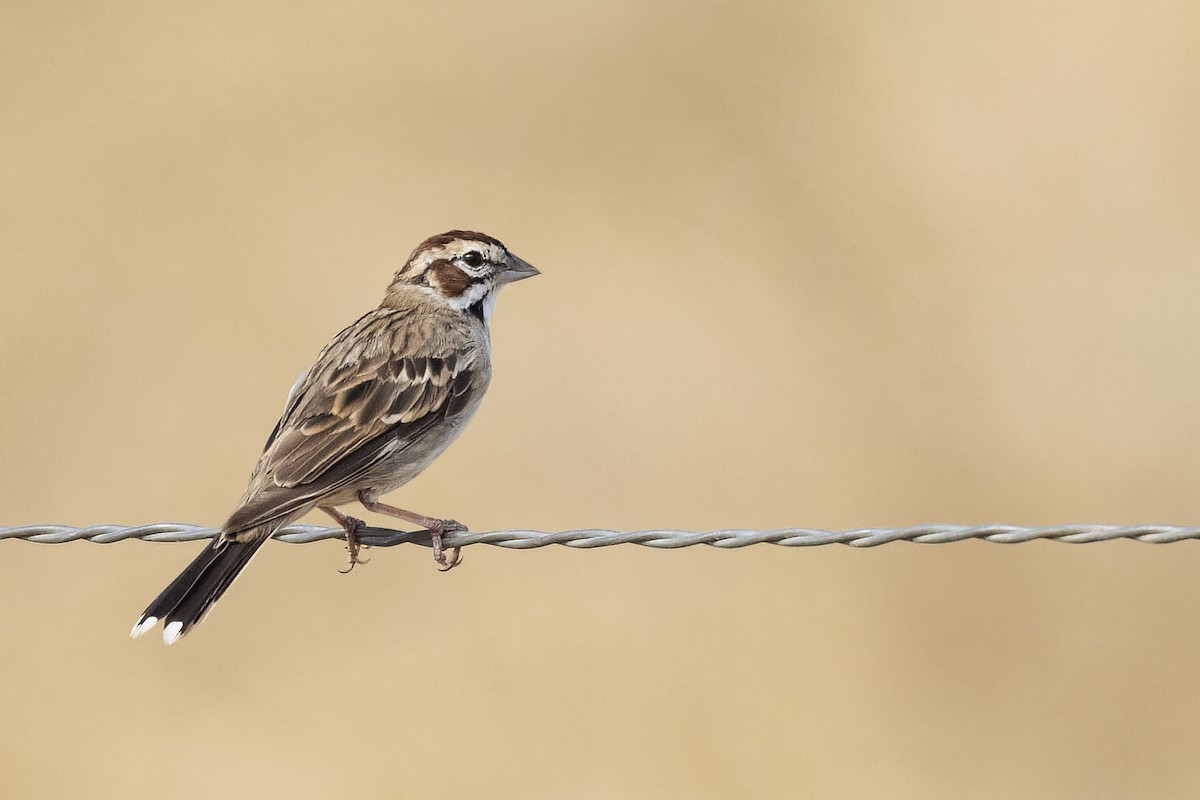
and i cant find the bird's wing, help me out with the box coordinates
[224,307,482,531]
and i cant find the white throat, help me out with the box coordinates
[444,281,499,327]
[479,289,498,327]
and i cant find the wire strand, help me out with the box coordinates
[1,523,1198,548]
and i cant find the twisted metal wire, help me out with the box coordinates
[1,523,1198,548]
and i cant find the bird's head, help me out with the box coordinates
[388,230,539,323]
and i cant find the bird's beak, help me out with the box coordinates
[500,253,541,284]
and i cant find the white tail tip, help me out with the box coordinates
[130,616,158,639]
[162,621,184,646]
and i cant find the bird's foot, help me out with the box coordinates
[337,516,371,574]
[428,519,466,572]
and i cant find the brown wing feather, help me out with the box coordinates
[265,311,478,489]
[222,306,482,534]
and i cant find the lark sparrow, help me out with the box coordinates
[131,231,539,644]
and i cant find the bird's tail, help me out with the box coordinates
[130,527,273,645]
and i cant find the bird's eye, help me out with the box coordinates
[462,251,483,268]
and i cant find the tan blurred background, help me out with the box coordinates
[2,1,1199,797]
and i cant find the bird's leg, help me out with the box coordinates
[356,493,465,571]
[321,506,371,573]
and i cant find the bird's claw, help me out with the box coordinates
[428,518,466,572]
[338,516,371,574]
[436,547,463,571]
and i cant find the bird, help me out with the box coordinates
[131,230,539,644]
